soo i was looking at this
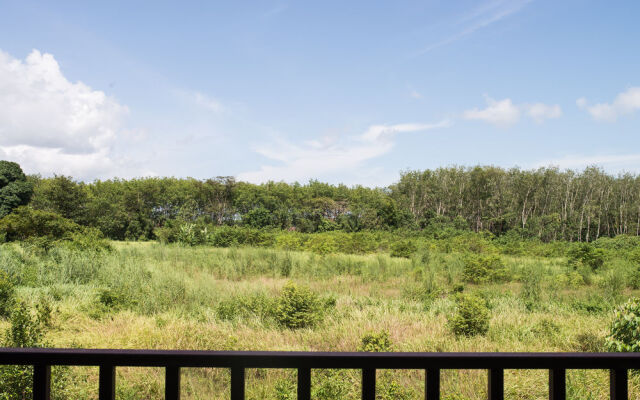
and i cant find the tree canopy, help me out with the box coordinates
[0,161,32,218]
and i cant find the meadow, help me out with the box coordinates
[0,233,639,399]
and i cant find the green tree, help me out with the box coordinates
[30,175,88,223]
[0,161,32,218]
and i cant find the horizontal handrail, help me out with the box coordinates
[0,349,637,400]
[0,348,639,368]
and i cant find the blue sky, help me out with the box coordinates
[0,0,638,185]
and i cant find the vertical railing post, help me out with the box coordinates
[297,368,311,400]
[362,368,376,400]
[231,367,245,400]
[99,365,116,400]
[165,366,181,400]
[425,368,440,400]
[549,369,565,400]
[488,369,503,400]
[33,364,51,400]
[610,369,628,400]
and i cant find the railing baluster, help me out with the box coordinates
[231,367,245,400]
[297,368,311,400]
[488,368,503,400]
[362,368,375,400]
[610,368,628,400]
[166,366,181,400]
[549,368,565,400]
[99,365,116,400]
[425,368,440,400]
[33,364,51,400]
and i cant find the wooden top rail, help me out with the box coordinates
[0,349,638,400]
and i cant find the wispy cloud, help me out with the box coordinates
[411,0,533,57]
[577,87,640,122]
[237,120,451,184]
[464,96,561,127]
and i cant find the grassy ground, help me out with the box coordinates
[0,241,637,399]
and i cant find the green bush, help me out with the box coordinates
[462,254,509,284]
[567,243,606,271]
[448,293,490,337]
[390,240,417,258]
[273,282,324,329]
[0,206,82,241]
[358,330,393,352]
[606,298,640,352]
[176,223,208,246]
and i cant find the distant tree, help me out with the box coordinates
[30,175,88,223]
[0,161,33,218]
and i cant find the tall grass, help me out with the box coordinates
[0,241,636,399]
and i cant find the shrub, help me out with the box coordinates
[273,282,323,329]
[304,234,338,255]
[448,293,490,337]
[606,298,640,352]
[520,267,542,311]
[0,206,82,241]
[390,240,417,258]
[176,223,207,246]
[567,243,606,271]
[358,330,393,352]
[462,254,509,284]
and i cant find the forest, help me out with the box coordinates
[17,164,640,242]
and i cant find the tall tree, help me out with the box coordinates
[0,161,32,218]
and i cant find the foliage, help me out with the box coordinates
[0,300,69,399]
[0,271,15,318]
[449,293,490,337]
[568,243,606,271]
[0,206,82,241]
[390,240,417,258]
[358,330,393,352]
[0,161,32,219]
[606,298,640,352]
[462,254,509,284]
[273,282,324,329]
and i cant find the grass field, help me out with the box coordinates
[0,240,638,399]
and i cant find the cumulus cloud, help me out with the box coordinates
[237,120,451,184]
[464,96,561,126]
[0,49,132,179]
[577,87,640,121]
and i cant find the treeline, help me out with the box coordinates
[20,165,640,242]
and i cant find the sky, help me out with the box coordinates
[0,0,639,186]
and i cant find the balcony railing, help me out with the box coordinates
[0,348,638,400]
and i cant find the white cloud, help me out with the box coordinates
[525,103,562,123]
[464,97,521,126]
[577,87,640,121]
[237,120,451,184]
[464,96,561,126]
[0,49,132,178]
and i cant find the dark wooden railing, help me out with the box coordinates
[0,349,637,400]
